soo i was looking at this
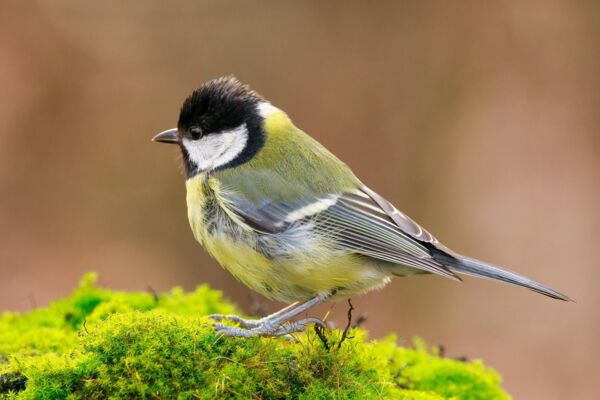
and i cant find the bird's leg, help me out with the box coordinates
[209,301,299,329]
[213,291,334,337]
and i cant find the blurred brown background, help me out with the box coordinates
[1,1,598,398]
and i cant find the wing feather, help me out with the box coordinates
[218,174,459,280]
[317,190,459,280]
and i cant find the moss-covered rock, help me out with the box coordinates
[0,274,510,399]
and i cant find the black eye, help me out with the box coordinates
[189,126,203,140]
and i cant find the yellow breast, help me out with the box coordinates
[185,174,391,303]
[186,174,279,297]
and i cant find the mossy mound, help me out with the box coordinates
[0,274,510,399]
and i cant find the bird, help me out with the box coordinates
[153,76,570,337]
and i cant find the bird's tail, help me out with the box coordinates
[432,251,572,301]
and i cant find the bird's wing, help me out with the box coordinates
[318,188,458,278]
[214,169,459,281]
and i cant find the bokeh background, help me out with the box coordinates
[1,1,598,398]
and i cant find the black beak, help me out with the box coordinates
[152,128,179,144]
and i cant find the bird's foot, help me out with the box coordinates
[208,314,261,329]
[212,317,326,338]
[210,292,333,338]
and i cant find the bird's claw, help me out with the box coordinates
[213,323,258,338]
[211,317,326,338]
[208,314,261,329]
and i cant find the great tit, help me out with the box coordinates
[153,76,570,337]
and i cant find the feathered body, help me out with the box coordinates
[154,77,569,313]
[185,109,396,303]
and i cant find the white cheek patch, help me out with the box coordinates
[183,124,249,172]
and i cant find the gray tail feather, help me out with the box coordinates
[433,252,572,301]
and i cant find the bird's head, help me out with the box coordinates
[154,76,274,177]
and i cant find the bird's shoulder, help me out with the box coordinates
[211,119,361,203]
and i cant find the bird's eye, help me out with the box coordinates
[189,126,203,140]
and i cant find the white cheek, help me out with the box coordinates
[183,124,249,172]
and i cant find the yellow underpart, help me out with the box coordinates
[186,174,389,303]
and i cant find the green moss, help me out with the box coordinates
[0,274,510,399]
